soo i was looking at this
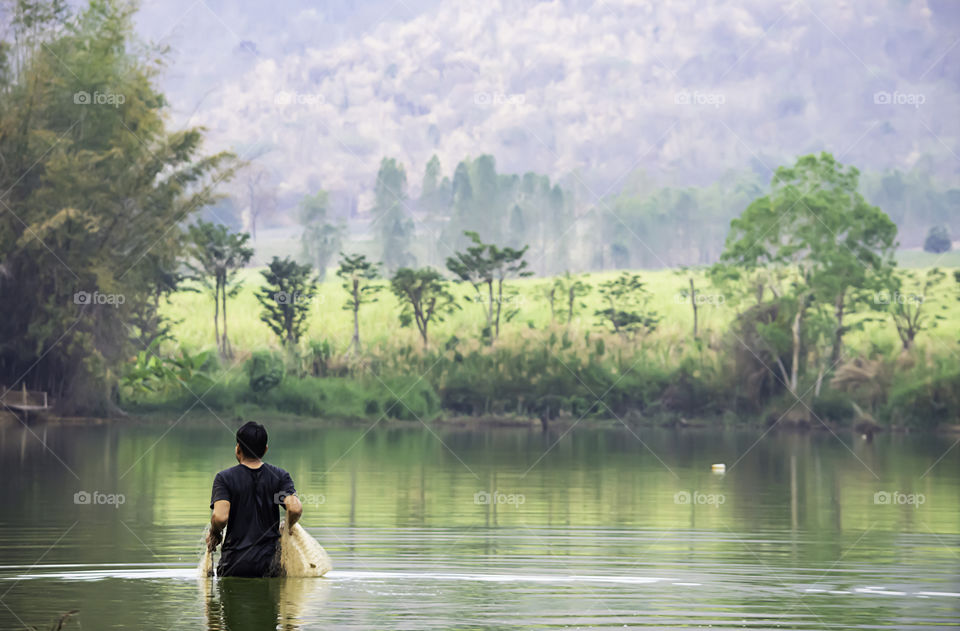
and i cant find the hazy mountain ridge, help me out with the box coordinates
[143,0,958,219]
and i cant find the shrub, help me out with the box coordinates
[923,225,951,254]
[885,368,960,429]
[246,351,285,393]
[811,389,854,424]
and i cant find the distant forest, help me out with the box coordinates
[206,156,959,276]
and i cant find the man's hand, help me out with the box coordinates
[283,494,303,530]
[209,499,230,551]
[207,527,222,551]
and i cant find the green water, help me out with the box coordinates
[0,421,957,630]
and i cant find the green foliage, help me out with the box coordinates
[881,267,949,350]
[372,157,414,272]
[446,231,532,340]
[720,152,898,392]
[886,368,960,429]
[390,267,458,348]
[423,155,571,272]
[184,221,253,357]
[594,272,660,336]
[299,190,343,280]
[555,272,591,324]
[0,0,234,413]
[246,351,285,393]
[255,256,318,346]
[381,376,442,420]
[304,339,333,377]
[923,225,951,254]
[337,253,382,352]
[810,389,855,424]
[120,340,214,401]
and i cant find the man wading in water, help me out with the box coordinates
[206,422,303,577]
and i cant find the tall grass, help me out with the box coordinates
[147,267,960,428]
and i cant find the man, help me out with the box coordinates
[207,421,303,577]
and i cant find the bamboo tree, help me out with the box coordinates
[184,221,253,358]
[337,253,382,354]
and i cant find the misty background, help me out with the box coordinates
[131,0,959,273]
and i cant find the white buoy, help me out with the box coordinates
[711,463,726,473]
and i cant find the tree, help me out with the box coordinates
[556,271,591,325]
[390,268,457,348]
[372,157,414,272]
[256,257,317,347]
[595,272,659,337]
[678,279,699,338]
[185,221,253,358]
[538,280,560,322]
[241,165,277,241]
[720,153,897,395]
[881,267,948,351]
[421,154,441,197]
[299,190,343,280]
[923,225,952,254]
[674,266,709,338]
[446,231,532,341]
[0,1,234,413]
[336,253,382,354]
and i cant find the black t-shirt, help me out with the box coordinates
[210,462,296,577]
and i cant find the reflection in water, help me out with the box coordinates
[0,425,957,629]
[201,575,330,631]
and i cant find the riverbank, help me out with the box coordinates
[110,263,960,434]
[7,407,960,435]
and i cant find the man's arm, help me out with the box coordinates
[283,495,302,530]
[207,500,230,551]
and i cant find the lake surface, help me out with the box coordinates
[0,421,957,630]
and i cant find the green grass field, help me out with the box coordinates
[161,266,960,360]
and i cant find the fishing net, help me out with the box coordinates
[280,523,332,577]
[199,527,216,577]
[198,524,331,578]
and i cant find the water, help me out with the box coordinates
[0,422,957,629]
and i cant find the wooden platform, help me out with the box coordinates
[0,385,50,417]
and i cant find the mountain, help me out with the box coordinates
[138,0,960,204]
